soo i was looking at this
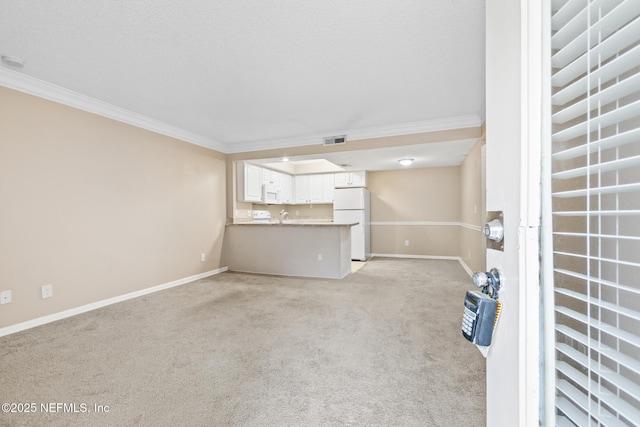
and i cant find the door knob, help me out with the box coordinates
[472,268,503,298]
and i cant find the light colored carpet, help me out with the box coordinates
[0,258,486,426]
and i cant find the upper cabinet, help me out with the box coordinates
[322,174,335,202]
[334,171,367,188]
[237,162,264,203]
[237,161,355,204]
[279,172,293,204]
[294,173,334,204]
[237,162,292,204]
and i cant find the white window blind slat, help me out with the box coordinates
[551,44,640,107]
[554,268,640,296]
[557,343,640,400]
[553,250,640,269]
[552,128,640,160]
[551,5,588,49]
[551,0,640,69]
[552,154,640,179]
[554,231,640,242]
[556,414,576,427]
[557,362,640,425]
[551,99,640,142]
[553,209,640,216]
[552,16,640,87]
[552,0,587,30]
[556,380,589,420]
[552,181,640,198]
[556,395,589,427]
[555,288,640,321]
[555,306,640,352]
[552,72,640,124]
[556,324,640,376]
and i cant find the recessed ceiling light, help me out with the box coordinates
[1,55,25,68]
[282,157,289,162]
[399,158,414,166]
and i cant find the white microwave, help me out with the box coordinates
[262,184,281,204]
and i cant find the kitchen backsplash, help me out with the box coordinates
[251,204,333,221]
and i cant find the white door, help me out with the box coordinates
[333,210,365,260]
[484,2,542,426]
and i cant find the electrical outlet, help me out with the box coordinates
[200,253,206,262]
[0,290,12,304]
[41,284,53,299]
[405,240,409,246]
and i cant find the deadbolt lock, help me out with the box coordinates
[484,219,504,242]
[484,211,504,251]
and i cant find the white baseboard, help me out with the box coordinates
[371,254,473,277]
[0,267,228,337]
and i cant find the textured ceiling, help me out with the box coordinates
[0,0,485,157]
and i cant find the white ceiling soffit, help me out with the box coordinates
[254,138,479,171]
[0,1,485,154]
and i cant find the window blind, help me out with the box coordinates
[550,0,640,426]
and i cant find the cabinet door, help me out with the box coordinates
[263,168,281,186]
[334,172,350,188]
[294,175,309,204]
[308,174,324,203]
[349,171,367,187]
[279,172,292,204]
[322,174,335,202]
[245,164,263,202]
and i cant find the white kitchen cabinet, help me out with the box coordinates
[279,172,293,204]
[308,174,324,203]
[294,174,334,204]
[262,168,280,186]
[294,175,310,204]
[236,162,264,202]
[322,174,335,202]
[334,171,367,188]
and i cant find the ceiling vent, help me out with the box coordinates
[323,135,347,146]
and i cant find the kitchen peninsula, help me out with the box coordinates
[226,221,357,279]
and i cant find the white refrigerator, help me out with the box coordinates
[333,187,371,261]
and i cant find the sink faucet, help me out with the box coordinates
[279,209,289,224]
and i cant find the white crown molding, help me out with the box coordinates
[225,114,483,153]
[0,68,227,153]
[1,67,481,155]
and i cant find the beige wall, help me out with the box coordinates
[458,136,486,272]
[368,167,461,257]
[0,87,227,329]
